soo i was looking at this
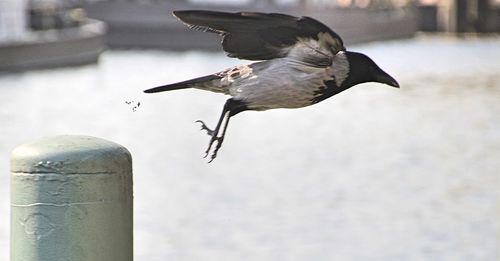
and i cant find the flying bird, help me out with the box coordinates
[144,10,399,162]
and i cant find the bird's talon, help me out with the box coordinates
[195,120,215,136]
[208,150,218,163]
[203,136,224,163]
[203,145,212,158]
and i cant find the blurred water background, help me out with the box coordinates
[1,36,500,260]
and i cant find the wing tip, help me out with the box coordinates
[172,10,188,16]
[172,10,189,20]
[172,10,206,21]
[172,10,220,19]
[144,87,161,93]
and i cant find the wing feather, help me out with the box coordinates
[173,10,345,67]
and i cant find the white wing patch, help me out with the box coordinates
[219,65,255,86]
[191,65,256,94]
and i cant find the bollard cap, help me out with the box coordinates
[11,135,132,174]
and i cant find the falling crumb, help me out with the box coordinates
[125,100,141,112]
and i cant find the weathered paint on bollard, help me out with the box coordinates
[10,135,133,261]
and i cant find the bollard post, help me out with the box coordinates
[10,135,133,261]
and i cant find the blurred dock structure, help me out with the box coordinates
[0,0,28,41]
[0,0,106,71]
[80,0,500,50]
[416,0,500,32]
[82,0,418,50]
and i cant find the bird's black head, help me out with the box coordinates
[343,51,399,89]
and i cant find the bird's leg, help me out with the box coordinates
[197,101,231,160]
[196,99,248,162]
[208,112,232,162]
[204,112,228,160]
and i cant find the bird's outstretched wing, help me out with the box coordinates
[173,10,345,67]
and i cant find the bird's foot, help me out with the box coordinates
[196,120,223,162]
[195,120,215,136]
[204,136,224,163]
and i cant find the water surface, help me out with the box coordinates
[1,36,499,261]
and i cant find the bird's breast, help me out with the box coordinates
[229,60,334,110]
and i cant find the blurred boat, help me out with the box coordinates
[0,0,106,72]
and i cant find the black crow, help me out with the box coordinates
[144,10,399,162]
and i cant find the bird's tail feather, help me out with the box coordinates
[144,74,221,93]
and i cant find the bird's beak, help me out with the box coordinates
[375,70,400,88]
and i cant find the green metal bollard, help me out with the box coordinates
[10,135,133,261]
